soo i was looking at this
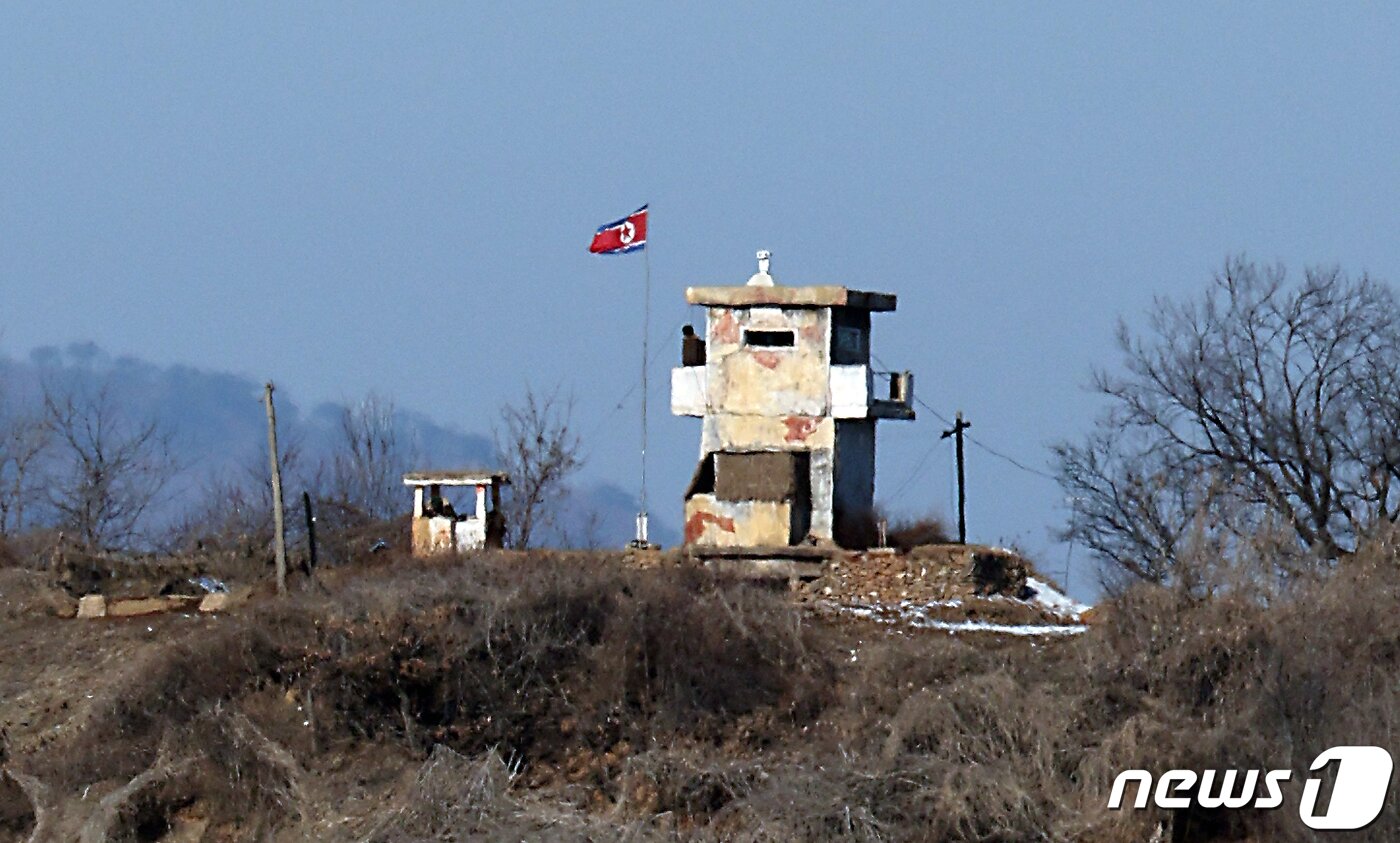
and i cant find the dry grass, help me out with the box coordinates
[2,536,1400,840]
[886,514,952,551]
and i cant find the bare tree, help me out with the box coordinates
[0,388,51,537]
[495,388,584,549]
[328,392,412,521]
[43,381,178,550]
[1057,258,1400,582]
[163,427,314,558]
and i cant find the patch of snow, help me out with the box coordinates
[923,619,1088,636]
[895,597,963,609]
[829,600,1087,637]
[1025,576,1091,619]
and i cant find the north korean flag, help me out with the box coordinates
[589,205,648,254]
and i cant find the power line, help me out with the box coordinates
[887,437,938,502]
[872,352,1057,483]
[912,393,1058,482]
[964,432,1058,481]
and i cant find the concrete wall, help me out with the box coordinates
[831,307,871,365]
[678,301,889,548]
[410,515,487,556]
[705,306,830,418]
[833,419,877,527]
[683,495,796,546]
[700,414,835,456]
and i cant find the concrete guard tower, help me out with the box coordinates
[671,251,914,548]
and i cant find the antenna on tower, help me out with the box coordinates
[747,249,776,286]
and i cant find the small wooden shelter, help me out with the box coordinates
[403,470,509,556]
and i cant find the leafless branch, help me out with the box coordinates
[1058,258,1400,582]
[42,380,179,550]
[0,385,51,537]
[494,388,583,549]
[329,392,414,522]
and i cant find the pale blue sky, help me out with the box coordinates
[5,4,1400,596]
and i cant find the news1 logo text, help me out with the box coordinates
[1109,746,1393,831]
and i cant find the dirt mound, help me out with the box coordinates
[0,568,74,619]
[802,543,1031,605]
[798,545,1089,636]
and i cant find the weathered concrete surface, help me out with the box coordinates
[427,516,455,554]
[707,306,829,418]
[702,415,835,455]
[671,366,708,416]
[713,451,805,502]
[198,592,231,613]
[74,589,250,619]
[106,595,201,618]
[76,594,106,619]
[702,557,826,579]
[453,518,486,549]
[411,517,432,555]
[684,495,794,546]
[673,264,914,550]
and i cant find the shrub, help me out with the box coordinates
[13,539,1400,841]
[290,556,835,768]
[887,514,951,551]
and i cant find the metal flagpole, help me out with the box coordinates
[635,210,652,547]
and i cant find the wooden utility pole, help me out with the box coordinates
[263,382,287,594]
[941,411,971,544]
[302,490,318,575]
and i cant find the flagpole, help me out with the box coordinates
[636,209,651,547]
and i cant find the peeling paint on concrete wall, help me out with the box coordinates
[685,495,796,546]
[707,306,829,418]
[701,415,835,455]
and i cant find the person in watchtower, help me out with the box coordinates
[681,324,706,366]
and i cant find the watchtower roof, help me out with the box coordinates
[685,285,897,312]
[403,470,510,487]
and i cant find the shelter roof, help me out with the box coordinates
[403,470,509,487]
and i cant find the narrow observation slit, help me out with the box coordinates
[743,329,795,348]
